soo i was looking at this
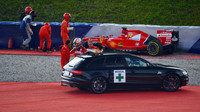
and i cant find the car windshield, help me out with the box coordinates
[67,57,85,67]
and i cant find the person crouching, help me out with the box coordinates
[38,23,52,53]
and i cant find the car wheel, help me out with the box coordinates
[162,74,181,92]
[89,77,107,94]
[147,41,163,56]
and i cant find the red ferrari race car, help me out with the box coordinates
[82,27,179,56]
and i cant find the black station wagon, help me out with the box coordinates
[61,53,188,94]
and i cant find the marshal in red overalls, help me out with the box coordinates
[39,23,51,51]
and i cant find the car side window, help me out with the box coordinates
[105,57,126,67]
[125,56,147,67]
[87,57,105,68]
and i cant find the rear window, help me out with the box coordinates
[67,57,85,67]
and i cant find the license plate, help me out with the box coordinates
[63,71,70,77]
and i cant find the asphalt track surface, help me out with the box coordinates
[0,50,200,112]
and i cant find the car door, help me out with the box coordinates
[124,56,161,85]
[104,56,129,87]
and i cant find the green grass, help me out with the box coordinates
[0,0,200,26]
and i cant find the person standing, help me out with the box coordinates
[61,40,71,69]
[20,10,36,50]
[87,40,100,50]
[61,13,71,44]
[39,23,52,52]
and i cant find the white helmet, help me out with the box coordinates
[73,38,82,47]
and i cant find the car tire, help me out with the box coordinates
[89,76,107,94]
[162,74,181,92]
[147,41,163,56]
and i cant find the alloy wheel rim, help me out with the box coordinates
[92,77,106,91]
[163,75,179,90]
[149,44,158,54]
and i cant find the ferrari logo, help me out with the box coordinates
[100,38,103,43]
[129,33,133,37]
[114,70,126,83]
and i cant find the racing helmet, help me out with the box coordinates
[25,7,32,14]
[73,38,82,47]
[63,13,71,21]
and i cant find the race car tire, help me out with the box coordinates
[162,74,181,92]
[89,76,107,94]
[147,41,163,56]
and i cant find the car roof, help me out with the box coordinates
[78,53,139,59]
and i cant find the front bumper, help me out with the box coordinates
[181,77,189,86]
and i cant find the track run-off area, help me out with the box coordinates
[0,82,200,112]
